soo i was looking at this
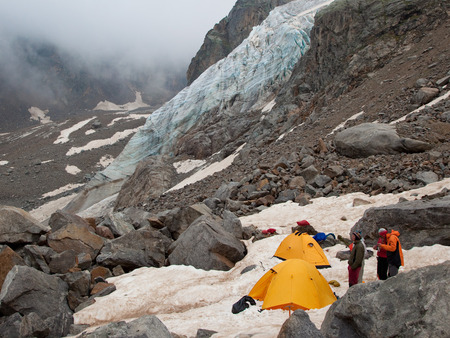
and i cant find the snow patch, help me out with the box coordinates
[29,107,52,124]
[166,144,245,192]
[107,113,151,127]
[0,161,8,166]
[41,183,85,198]
[328,111,365,136]
[94,92,149,111]
[66,165,82,175]
[66,128,139,156]
[390,90,450,124]
[262,99,276,113]
[173,159,206,174]
[97,155,115,168]
[54,117,97,144]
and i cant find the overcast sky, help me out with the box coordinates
[0,0,237,66]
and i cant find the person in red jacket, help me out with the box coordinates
[378,229,404,278]
[373,228,388,280]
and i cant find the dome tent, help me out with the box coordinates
[274,231,331,268]
[248,259,336,313]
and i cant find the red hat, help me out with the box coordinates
[267,228,276,234]
[296,220,310,226]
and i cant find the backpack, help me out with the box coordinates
[231,295,256,314]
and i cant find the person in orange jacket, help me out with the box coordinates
[378,229,404,278]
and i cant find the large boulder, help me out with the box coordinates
[168,215,246,271]
[96,227,171,271]
[353,195,450,249]
[0,205,50,244]
[0,265,73,337]
[79,315,172,337]
[47,222,105,258]
[321,261,450,337]
[334,123,432,158]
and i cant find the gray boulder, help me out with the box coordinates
[278,309,323,338]
[168,216,246,271]
[162,203,216,240]
[79,315,172,337]
[0,205,50,244]
[0,265,73,337]
[334,123,432,158]
[321,261,450,337]
[353,195,450,248]
[96,227,171,270]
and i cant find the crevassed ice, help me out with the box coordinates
[101,0,334,181]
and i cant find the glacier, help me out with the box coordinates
[100,0,334,182]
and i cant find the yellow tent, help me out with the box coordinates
[274,231,331,268]
[248,259,336,312]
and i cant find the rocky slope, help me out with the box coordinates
[117,0,450,217]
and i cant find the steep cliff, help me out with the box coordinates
[186,0,295,85]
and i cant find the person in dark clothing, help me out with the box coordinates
[348,231,365,287]
[373,228,388,280]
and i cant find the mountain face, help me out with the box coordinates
[59,0,449,218]
[0,38,185,132]
[186,0,295,85]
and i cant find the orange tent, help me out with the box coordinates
[274,231,331,268]
[248,259,336,312]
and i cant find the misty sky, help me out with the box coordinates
[0,0,237,67]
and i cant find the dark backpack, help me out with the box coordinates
[231,295,256,314]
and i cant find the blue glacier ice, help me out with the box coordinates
[101,0,334,181]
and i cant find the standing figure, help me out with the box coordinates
[379,229,404,277]
[348,231,365,287]
[373,228,388,280]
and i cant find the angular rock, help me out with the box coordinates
[100,211,135,237]
[414,87,439,105]
[416,171,439,185]
[47,222,104,258]
[0,246,26,291]
[79,315,172,337]
[299,165,319,183]
[95,225,114,239]
[48,249,78,274]
[22,244,55,274]
[96,227,171,270]
[168,216,246,271]
[222,210,243,239]
[0,265,73,337]
[0,205,50,244]
[278,309,323,338]
[321,262,450,337]
[48,210,92,232]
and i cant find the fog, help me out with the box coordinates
[0,0,237,129]
[0,0,237,67]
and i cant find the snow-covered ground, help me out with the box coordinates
[71,178,450,337]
